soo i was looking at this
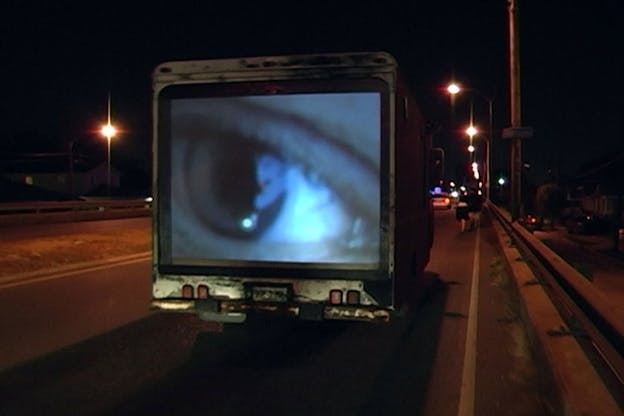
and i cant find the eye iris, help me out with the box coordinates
[254,154,287,210]
[186,136,286,239]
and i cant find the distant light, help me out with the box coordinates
[450,191,459,198]
[466,125,478,138]
[449,181,456,188]
[101,123,117,139]
[498,177,506,185]
[468,145,475,153]
[447,83,461,95]
[472,162,479,180]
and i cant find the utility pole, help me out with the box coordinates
[67,141,74,197]
[508,0,523,221]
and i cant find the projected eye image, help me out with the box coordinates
[168,92,381,265]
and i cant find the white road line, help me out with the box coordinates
[0,253,151,288]
[457,226,481,416]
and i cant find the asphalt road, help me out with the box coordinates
[0,210,558,416]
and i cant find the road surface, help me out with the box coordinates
[0,210,558,415]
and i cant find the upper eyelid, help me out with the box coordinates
[173,98,379,220]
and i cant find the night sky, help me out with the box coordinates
[2,0,622,184]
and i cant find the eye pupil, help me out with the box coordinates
[186,138,287,239]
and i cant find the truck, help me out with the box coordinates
[150,51,434,323]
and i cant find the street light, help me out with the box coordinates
[100,94,117,196]
[447,83,460,95]
[450,83,494,200]
[466,125,478,159]
[446,82,461,124]
[466,125,478,140]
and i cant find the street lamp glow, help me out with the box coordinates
[472,162,480,180]
[100,123,117,140]
[467,144,475,153]
[101,93,117,196]
[498,177,506,186]
[447,83,461,95]
[466,125,478,138]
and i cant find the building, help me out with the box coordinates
[565,152,624,222]
[1,155,120,199]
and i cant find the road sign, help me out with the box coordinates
[502,126,533,139]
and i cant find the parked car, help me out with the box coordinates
[565,214,605,235]
[519,213,542,231]
[431,192,451,209]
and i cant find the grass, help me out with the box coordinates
[0,229,150,277]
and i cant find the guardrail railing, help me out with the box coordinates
[489,201,624,409]
[0,199,151,226]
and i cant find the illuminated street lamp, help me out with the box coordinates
[447,83,461,95]
[446,82,461,120]
[471,162,480,180]
[449,82,494,200]
[466,125,478,161]
[447,82,460,109]
[466,125,478,140]
[100,95,117,196]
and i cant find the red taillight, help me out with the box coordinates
[182,284,194,298]
[444,198,450,204]
[329,290,342,305]
[197,285,209,299]
[346,290,360,305]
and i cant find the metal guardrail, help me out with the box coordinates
[489,202,624,411]
[0,199,151,226]
[489,203,624,347]
[0,199,150,213]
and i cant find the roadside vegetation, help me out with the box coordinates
[0,229,150,277]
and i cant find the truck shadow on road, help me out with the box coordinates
[112,276,448,416]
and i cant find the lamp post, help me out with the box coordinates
[478,94,493,201]
[446,82,461,126]
[100,95,116,196]
[449,82,494,200]
[466,125,478,160]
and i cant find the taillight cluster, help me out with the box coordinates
[182,284,210,299]
[329,289,361,305]
[182,285,362,306]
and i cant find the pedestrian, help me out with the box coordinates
[466,191,483,230]
[455,196,470,232]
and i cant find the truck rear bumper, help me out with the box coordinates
[150,299,391,322]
